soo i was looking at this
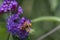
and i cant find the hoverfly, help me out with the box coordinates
[20,20,32,32]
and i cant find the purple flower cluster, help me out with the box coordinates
[7,14,32,39]
[0,0,23,14]
[0,0,32,39]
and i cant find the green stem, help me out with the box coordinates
[7,33,10,40]
[31,16,60,23]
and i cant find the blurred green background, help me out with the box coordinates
[0,0,60,40]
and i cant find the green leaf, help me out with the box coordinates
[0,22,8,40]
[32,16,60,23]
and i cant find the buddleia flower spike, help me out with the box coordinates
[7,14,32,39]
[0,0,23,14]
